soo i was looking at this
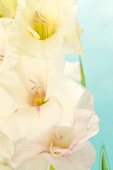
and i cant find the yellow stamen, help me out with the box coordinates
[32,88,47,106]
[31,11,56,40]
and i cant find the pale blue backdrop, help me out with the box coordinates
[77,0,113,169]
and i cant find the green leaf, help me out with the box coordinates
[79,56,86,87]
[50,165,56,170]
[100,145,110,170]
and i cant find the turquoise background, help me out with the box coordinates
[77,0,113,169]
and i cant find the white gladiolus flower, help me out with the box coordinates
[10,110,99,170]
[0,56,94,141]
[7,0,83,62]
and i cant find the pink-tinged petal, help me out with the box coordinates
[1,97,62,140]
[17,156,49,170]
[0,131,14,159]
[46,142,95,170]
[44,153,76,170]
[70,109,99,149]
[11,138,44,167]
[67,142,95,170]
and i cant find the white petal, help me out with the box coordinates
[17,156,49,170]
[0,131,14,159]
[64,61,81,81]
[50,78,87,125]
[1,97,62,140]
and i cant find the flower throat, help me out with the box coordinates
[32,11,56,40]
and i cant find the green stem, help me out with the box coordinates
[79,55,86,87]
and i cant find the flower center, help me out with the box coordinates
[47,127,75,156]
[29,79,47,107]
[32,87,46,106]
[52,134,67,149]
[31,11,56,40]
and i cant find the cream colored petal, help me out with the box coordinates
[64,61,81,82]
[77,90,94,111]
[1,97,62,140]
[0,131,14,159]
[19,55,65,86]
[0,18,13,56]
[0,18,13,67]
[0,165,13,170]
[0,69,29,108]
[0,86,16,118]
[63,25,84,55]
[0,44,21,71]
